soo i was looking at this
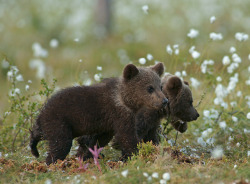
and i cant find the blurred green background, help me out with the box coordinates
[0,0,250,117]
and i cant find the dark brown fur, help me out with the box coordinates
[29,63,167,165]
[76,74,199,156]
[134,74,199,143]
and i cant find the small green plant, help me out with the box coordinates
[0,65,57,152]
[131,141,157,162]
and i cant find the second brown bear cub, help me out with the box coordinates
[132,74,199,145]
[30,63,168,165]
[77,74,199,158]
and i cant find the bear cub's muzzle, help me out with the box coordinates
[162,98,169,107]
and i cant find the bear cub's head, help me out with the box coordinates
[162,74,199,124]
[121,63,168,111]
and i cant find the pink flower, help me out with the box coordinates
[89,145,103,174]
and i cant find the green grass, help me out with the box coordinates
[0,142,249,184]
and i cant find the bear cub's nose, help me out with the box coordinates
[162,98,168,107]
[193,112,200,120]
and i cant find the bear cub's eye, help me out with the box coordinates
[147,86,154,93]
[160,85,163,91]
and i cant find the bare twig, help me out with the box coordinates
[195,90,207,108]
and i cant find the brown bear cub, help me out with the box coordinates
[76,74,199,157]
[29,63,168,165]
[132,74,200,145]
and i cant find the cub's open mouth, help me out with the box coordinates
[171,120,187,133]
[179,120,186,125]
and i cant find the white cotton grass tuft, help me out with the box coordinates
[2,59,9,69]
[247,112,250,119]
[232,116,238,122]
[74,38,79,42]
[182,70,187,76]
[16,74,24,82]
[246,79,250,86]
[229,47,236,53]
[191,51,200,59]
[147,176,152,182]
[142,5,149,14]
[227,73,239,93]
[94,73,102,82]
[173,44,180,55]
[166,45,173,55]
[7,66,18,79]
[222,56,230,65]
[189,45,195,53]
[139,58,146,65]
[210,16,216,23]
[202,128,213,138]
[25,85,30,91]
[206,138,215,145]
[146,53,153,61]
[219,121,227,129]
[232,53,241,63]
[189,46,200,59]
[209,32,223,40]
[227,62,239,74]
[162,172,171,181]
[32,42,48,58]
[175,71,181,78]
[187,29,199,38]
[83,78,92,86]
[97,66,102,71]
[160,179,167,184]
[152,172,159,178]
[45,179,52,184]
[215,84,228,98]
[29,59,46,79]
[9,88,21,97]
[197,137,206,147]
[121,169,128,177]
[203,110,210,117]
[201,59,214,74]
[236,91,242,97]
[216,76,222,82]
[190,77,200,89]
[230,101,237,107]
[50,39,59,48]
[143,172,149,177]
[211,146,224,159]
[235,32,249,41]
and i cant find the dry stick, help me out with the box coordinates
[174,131,179,146]
[195,90,207,108]
[12,129,21,151]
[173,121,183,146]
[214,111,223,124]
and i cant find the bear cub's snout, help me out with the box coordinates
[162,98,168,107]
[193,111,200,120]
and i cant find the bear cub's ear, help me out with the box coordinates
[184,81,189,86]
[123,64,139,81]
[151,62,164,77]
[166,76,182,92]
